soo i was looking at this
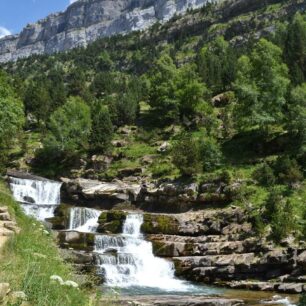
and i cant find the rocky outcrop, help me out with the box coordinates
[101,295,244,306]
[141,208,306,293]
[0,206,20,251]
[61,177,142,208]
[61,177,237,212]
[0,0,213,63]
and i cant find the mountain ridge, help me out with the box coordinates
[0,0,214,63]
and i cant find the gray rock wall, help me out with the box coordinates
[0,0,212,62]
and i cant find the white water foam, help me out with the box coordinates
[9,177,62,221]
[69,207,100,232]
[95,213,192,291]
[9,177,62,205]
[261,295,296,306]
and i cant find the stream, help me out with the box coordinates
[8,175,299,305]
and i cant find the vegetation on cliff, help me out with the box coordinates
[0,1,305,244]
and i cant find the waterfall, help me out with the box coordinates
[9,177,62,221]
[95,213,190,291]
[69,207,100,232]
[9,177,62,205]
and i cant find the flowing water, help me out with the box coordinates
[9,177,62,221]
[95,213,217,294]
[69,207,100,232]
[8,176,299,304]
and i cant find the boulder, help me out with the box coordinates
[97,210,127,234]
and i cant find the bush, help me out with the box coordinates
[43,96,92,159]
[171,133,201,177]
[199,136,223,171]
[90,101,113,152]
[264,188,295,243]
[253,162,276,186]
[273,155,303,185]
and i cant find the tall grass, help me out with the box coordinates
[0,181,94,306]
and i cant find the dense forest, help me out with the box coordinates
[0,2,306,248]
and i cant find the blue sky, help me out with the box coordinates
[0,0,77,38]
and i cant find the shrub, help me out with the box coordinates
[264,188,295,243]
[253,162,276,186]
[90,101,113,152]
[273,155,303,186]
[171,133,201,177]
[199,136,223,171]
[43,96,91,159]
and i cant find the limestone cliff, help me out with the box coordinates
[0,0,212,63]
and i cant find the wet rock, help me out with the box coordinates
[97,210,127,234]
[57,231,95,251]
[277,283,304,293]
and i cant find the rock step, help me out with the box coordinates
[228,281,306,294]
[148,234,250,243]
[100,295,244,306]
[0,213,11,221]
[0,227,14,237]
[174,253,257,268]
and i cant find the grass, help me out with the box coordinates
[0,181,99,306]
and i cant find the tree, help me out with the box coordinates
[90,101,114,152]
[288,83,306,154]
[284,13,306,85]
[198,36,237,94]
[234,39,290,132]
[148,53,180,123]
[0,70,25,168]
[43,96,91,158]
[171,133,201,176]
[176,64,210,118]
[24,79,52,124]
[199,136,223,171]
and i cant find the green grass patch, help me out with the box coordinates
[0,181,97,306]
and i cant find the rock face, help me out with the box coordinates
[142,208,306,293]
[0,0,212,62]
[61,177,236,212]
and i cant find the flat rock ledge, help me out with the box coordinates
[100,295,244,306]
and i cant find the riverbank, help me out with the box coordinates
[0,180,96,306]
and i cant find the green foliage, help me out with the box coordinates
[284,13,306,84]
[198,36,236,94]
[288,83,306,154]
[171,133,201,176]
[234,39,290,131]
[0,182,92,306]
[299,294,306,306]
[273,155,303,186]
[0,70,25,168]
[264,187,295,243]
[253,162,276,186]
[199,136,222,171]
[43,96,92,159]
[148,53,180,123]
[90,101,113,152]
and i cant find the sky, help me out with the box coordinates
[0,0,78,38]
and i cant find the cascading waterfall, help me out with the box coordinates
[95,213,190,291]
[69,207,100,232]
[9,177,62,221]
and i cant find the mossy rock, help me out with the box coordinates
[58,231,95,251]
[47,204,71,229]
[97,210,127,234]
[141,214,179,235]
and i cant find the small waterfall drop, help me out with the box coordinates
[95,213,190,291]
[9,177,62,205]
[69,207,100,232]
[9,176,62,221]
